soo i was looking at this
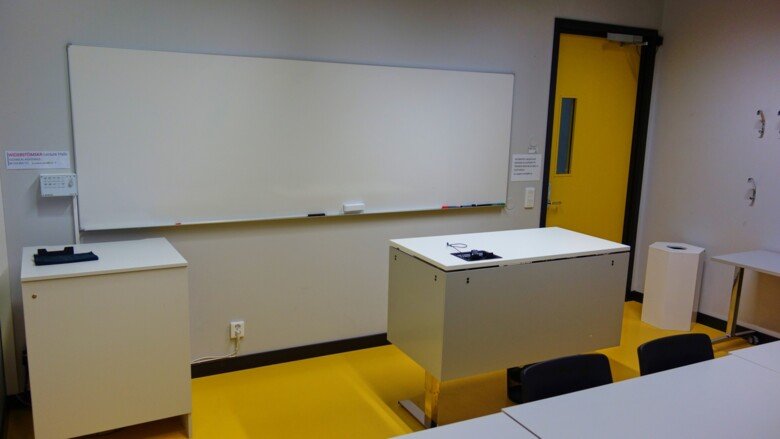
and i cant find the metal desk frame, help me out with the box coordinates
[711,250,780,344]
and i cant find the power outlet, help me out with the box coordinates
[230,321,245,339]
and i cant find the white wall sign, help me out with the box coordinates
[5,151,70,170]
[511,153,541,181]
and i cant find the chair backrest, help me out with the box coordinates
[637,333,714,376]
[521,353,613,403]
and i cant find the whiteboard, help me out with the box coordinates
[68,45,514,230]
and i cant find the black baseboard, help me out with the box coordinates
[5,393,30,411]
[694,312,728,332]
[1,396,7,438]
[625,290,644,303]
[693,313,778,343]
[626,291,778,343]
[191,333,390,378]
[195,293,780,379]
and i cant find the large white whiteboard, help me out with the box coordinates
[68,45,514,230]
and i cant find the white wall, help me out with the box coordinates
[0,177,17,395]
[0,0,664,390]
[634,0,780,335]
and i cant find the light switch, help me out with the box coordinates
[40,173,78,197]
[524,187,535,209]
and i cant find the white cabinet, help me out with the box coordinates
[21,238,192,439]
[388,227,630,381]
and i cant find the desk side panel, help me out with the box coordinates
[387,248,445,379]
[440,253,627,380]
[22,267,191,438]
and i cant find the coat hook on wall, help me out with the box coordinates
[747,178,757,206]
[756,110,765,138]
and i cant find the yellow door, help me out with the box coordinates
[546,34,640,242]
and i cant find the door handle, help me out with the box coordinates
[547,200,562,206]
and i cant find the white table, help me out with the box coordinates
[22,238,192,438]
[731,341,780,374]
[390,226,628,271]
[503,356,780,438]
[388,227,630,427]
[711,250,780,343]
[394,414,535,439]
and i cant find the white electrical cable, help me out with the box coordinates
[72,195,81,244]
[191,337,241,364]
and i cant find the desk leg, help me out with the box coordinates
[423,372,441,427]
[713,267,754,343]
[181,413,192,438]
[725,266,744,337]
[399,372,441,428]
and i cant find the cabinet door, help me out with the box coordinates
[441,253,627,380]
[23,267,190,439]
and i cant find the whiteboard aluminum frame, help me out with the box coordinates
[75,203,506,232]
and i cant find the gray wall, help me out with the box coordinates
[0,0,664,392]
[633,0,780,336]
[0,178,10,411]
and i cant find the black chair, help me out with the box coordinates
[507,353,613,404]
[637,333,714,376]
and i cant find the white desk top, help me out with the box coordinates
[712,250,780,277]
[390,227,629,271]
[394,414,534,439]
[731,341,780,374]
[21,238,187,282]
[503,356,780,438]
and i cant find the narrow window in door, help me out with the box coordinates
[556,97,576,174]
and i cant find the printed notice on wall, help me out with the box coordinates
[5,151,70,170]
[511,153,541,181]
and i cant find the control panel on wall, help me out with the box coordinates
[40,173,78,197]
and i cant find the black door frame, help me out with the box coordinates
[538,18,662,296]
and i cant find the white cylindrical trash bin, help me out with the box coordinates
[641,242,705,331]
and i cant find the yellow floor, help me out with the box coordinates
[6,302,749,438]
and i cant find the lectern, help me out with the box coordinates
[387,227,629,427]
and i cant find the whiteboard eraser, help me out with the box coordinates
[343,202,365,214]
